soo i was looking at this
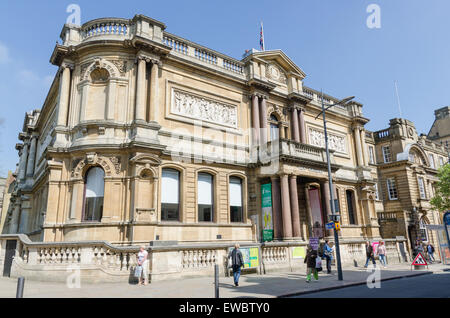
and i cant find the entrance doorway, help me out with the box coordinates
[2,240,17,277]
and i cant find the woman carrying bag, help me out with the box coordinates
[304,245,320,283]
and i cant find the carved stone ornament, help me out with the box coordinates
[171,88,238,128]
[266,63,287,85]
[309,127,346,153]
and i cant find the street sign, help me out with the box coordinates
[326,222,335,230]
[334,222,341,231]
[411,253,428,266]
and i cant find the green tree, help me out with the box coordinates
[430,163,450,212]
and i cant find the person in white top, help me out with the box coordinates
[137,246,149,285]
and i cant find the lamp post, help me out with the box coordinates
[315,91,355,281]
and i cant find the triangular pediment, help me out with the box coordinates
[246,50,306,79]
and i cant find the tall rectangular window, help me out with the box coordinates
[229,177,243,223]
[161,168,180,221]
[418,177,426,199]
[368,146,375,164]
[428,154,435,169]
[198,173,214,222]
[374,183,379,200]
[382,146,391,163]
[386,178,398,200]
[439,157,444,167]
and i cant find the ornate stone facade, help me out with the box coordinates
[0,15,396,282]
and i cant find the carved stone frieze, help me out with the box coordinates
[171,88,238,128]
[309,127,346,153]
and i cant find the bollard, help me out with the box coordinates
[16,277,25,298]
[214,264,219,298]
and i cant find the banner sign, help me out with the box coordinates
[228,247,259,269]
[309,237,319,251]
[261,183,273,242]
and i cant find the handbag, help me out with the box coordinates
[134,265,143,278]
[315,256,322,269]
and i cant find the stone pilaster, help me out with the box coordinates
[353,126,363,166]
[56,63,72,127]
[18,142,29,182]
[251,94,260,145]
[149,59,161,123]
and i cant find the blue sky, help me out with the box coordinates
[0,0,449,176]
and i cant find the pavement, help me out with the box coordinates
[0,263,447,298]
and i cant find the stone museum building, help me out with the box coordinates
[0,15,414,281]
[370,118,448,252]
[428,106,450,153]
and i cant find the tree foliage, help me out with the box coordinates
[430,163,450,212]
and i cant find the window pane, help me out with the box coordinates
[84,197,103,221]
[198,173,213,205]
[270,124,279,141]
[230,206,243,223]
[161,169,180,204]
[85,167,105,198]
[161,203,179,221]
[198,173,213,222]
[387,178,398,200]
[198,204,213,222]
[229,177,242,207]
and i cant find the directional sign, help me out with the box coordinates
[411,253,428,266]
[334,222,341,231]
[326,222,335,230]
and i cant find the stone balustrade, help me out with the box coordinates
[0,234,409,283]
[80,18,131,40]
[279,139,334,165]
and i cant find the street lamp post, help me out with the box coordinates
[316,91,355,281]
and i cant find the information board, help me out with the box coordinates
[261,184,273,242]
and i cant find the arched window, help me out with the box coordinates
[229,177,243,223]
[83,167,105,222]
[198,173,214,222]
[161,168,180,221]
[346,190,356,225]
[269,114,280,141]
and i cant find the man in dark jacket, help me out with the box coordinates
[304,245,319,282]
[364,241,376,268]
[229,244,244,286]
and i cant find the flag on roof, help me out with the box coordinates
[260,22,265,51]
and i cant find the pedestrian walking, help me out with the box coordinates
[136,246,149,285]
[323,240,334,274]
[304,245,319,283]
[228,243,244,287]
[364,241,376,268]
[426,243,435,263]
[377,241,387,268]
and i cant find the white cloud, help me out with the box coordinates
[0,42,10,64]
[16,70,53,88]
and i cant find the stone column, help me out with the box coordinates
[298,108,307,143]
[304,185,313,239]
[291,107,300,142]
[321,181,332,222]
[353,126,363,166]
[18,141,29,181]
[149,60,160,123]
[135,57,147,121]
[259,96,268,145]
[280,174,293,239]
[271,176,283,239]
[360,128,369,166]
[251,94,260,145]
[9,200,21,234]
[289,175,301,238]
[57,64,72,126]
[26,136,37,178]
